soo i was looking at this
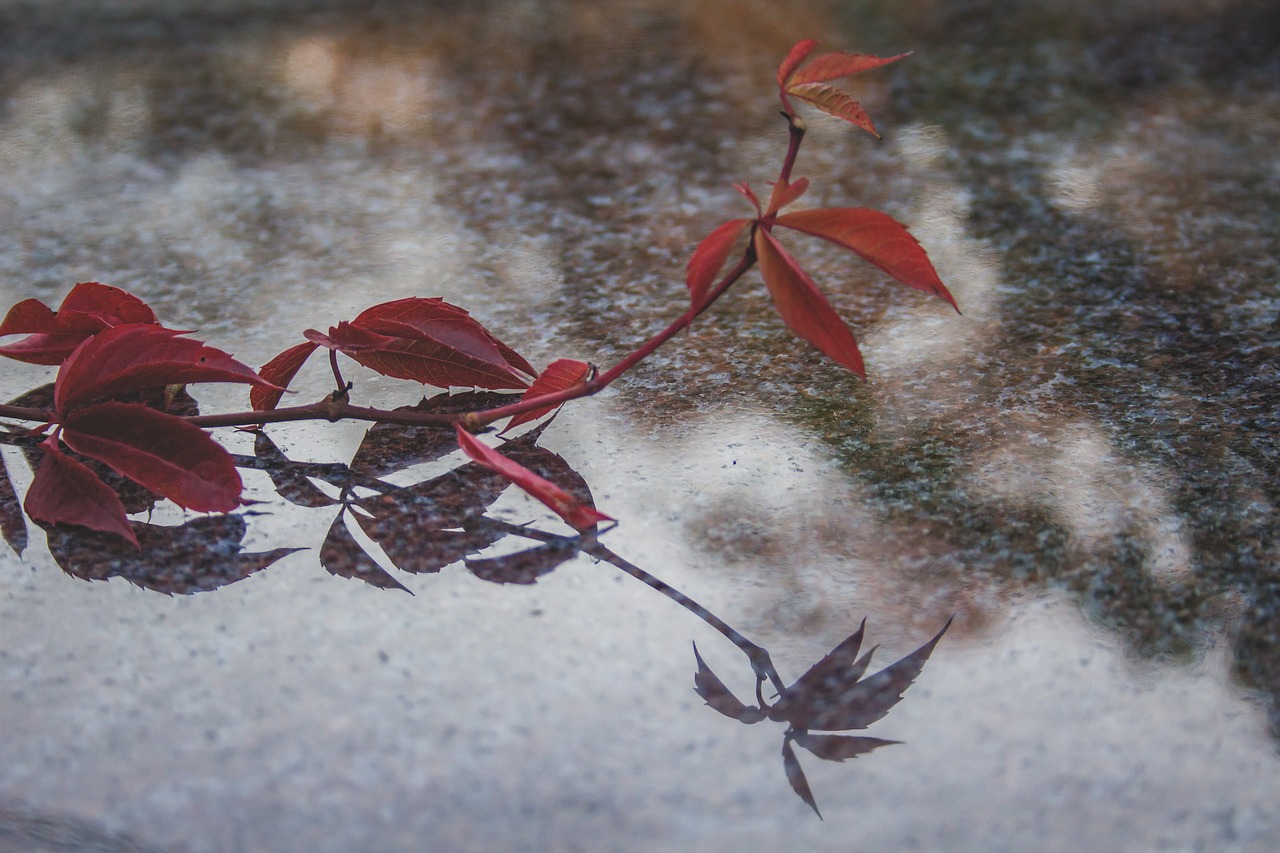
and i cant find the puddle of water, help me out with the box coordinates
[1,1,1278,850]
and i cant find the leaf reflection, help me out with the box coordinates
[0,387,948,815]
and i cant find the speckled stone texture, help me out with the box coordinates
[1,1,1277,850]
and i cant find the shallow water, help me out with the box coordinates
[1,1,1277,850]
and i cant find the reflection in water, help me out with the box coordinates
[1,0,1277,843]
[0,388,948,815]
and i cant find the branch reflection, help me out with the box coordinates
[0,387,949,815]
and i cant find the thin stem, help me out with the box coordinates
[0,112,801,437]
[328,349,348,394]
[777,113,806,187]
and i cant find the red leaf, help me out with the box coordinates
[23,440,138,546]
[786,51,909,86]
[686,219,752,310]
[503,358,594,433]
[753,228,866,377]
[784,82,882,137]
[777,39,819,87]
[54,325,278,414]
[57,281,158,327]
[0,282,159,366]
[251,341,319,412]
[304,322,384,351]
[764,177,810,217]
[776,208,958,309]
[355,297,535,377]
[306,297,536,391]
[734,182,763,216]
[61,402,243,513]
[454,425,612,532]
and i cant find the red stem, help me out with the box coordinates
[0,119,806,436]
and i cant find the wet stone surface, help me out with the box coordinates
[1,1,1278,851]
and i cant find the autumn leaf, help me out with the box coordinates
[251,341,319,412]
[775,208,959,309]
[24,439,139,546]
[61,403,244,513]
[0,282,159,366]
[777,41,909,137]
[754,227,867,376]
[502,358,594,432]
[454,425,611,532]
[55,325,278,414]
[686,218,752,310]
[776,39,819,88]
[305,297,535,391]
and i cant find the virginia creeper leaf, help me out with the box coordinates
[251,341,319,412]
[454,425,612,532]
[765,177,809,217]
[782,738,821,819]
[686,219,752,311]
[24,440,138,546]
[356,298,535,376]
[786,51,909,86]
[776,208,958,309]
[754,228,866,377]
[784,82,882,137]
[354,298,536,377]
[309,297,536,390]
[307,317,532,391]
[61,402,243,513]
[777,39,819,87]
[692,643,766,723]
[55,325,278,413]
[734,182,763,215]
[0,282,158,365]
[502,358,594,432]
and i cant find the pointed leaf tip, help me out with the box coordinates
[686,219,751,311]
[782,738,822,819]
[753,228,866,378]
[776,207,958,309]
[787,50,910,87]
[502,358,594,433]
[692,643,766,723]
[455,425,611,532]
[777,39,820,88]
[784,82,883,137]
[23,441,139,547]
